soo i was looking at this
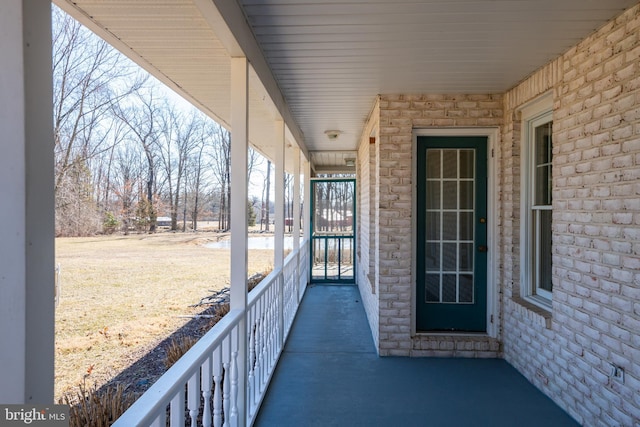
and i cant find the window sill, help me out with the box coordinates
[511,296,552,329]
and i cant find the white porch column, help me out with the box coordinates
[0,0,55,404]
[273,120,285,270]
[229,56,248,426]
[292,148,301,249]
[303,159,312,285]
[292,148,301,299]
[273,120,285,347]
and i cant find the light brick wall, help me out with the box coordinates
[356,4,639,423]
[501,5,640,425]
[377,94,503,356]
[357,4,639,423]
[357,98,380,350]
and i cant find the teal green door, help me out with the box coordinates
[416,136,487,332]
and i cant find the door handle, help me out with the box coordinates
[478,245,488,253]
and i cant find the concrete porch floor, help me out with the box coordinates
[255,284,579,427]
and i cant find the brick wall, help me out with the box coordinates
[501,4,640,425]
[376,94,503,356]
[357,4,639,423]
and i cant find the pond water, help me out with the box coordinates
[205,236,297,250]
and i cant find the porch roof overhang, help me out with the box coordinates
[53,0,637,172]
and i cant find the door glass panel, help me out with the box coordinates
[425,242,440,271]
[442,181,457,209]
[442,150,457,178]
[427,150,441,178]
[459,243,473,271]
[442,243,457,271]
[426,212,440,240]
[426,181,441,209]
[459,181,474,209]
[459,275,474,303]
[425,274,440,302]
[459,150,474,178]
[442,275,457,303]
[424,148,476,305]
[442,212,457,240]
[459,212,474,241]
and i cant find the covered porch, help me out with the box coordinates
[2,0,640,426]
[256,284,578,426]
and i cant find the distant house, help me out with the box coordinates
[156,216,172,227]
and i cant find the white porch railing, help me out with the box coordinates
[113,240,309,427]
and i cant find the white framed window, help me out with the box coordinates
[520,94,553,308]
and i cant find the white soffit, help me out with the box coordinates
[241,0,638,153]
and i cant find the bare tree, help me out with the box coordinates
[112,88,162,232]
[52,5,145,235]
[185,122,214,231]
[157,106,202,230]
[209,125,231,231]
[110,144,144,235]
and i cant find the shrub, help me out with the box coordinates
[60,384,138,427]
[164,335,199,369]
[102,212,119,235]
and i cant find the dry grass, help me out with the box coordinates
[55,231,274,400]
[59,384,138,427]
[164,335,199,369]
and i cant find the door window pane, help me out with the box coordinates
[425,274,440,302]
[423,148,476,305]
[442,243,457,271]
[442,275,457,303]
[459,181,474,209]
[459,275,474,303]
[427,150,441,178]
[443,150,457,178]
[442,181,457,209]
[459,150,474,178]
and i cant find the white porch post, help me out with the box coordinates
[274,120,285,347]
[0,0,55,404]
[292,148,301,250]
[303,159,312,287]
[230,56,248,426]
[292,148,301,297]
[273,120,285,270]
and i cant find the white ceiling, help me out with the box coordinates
[55,0,638,169]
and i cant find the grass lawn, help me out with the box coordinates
[55,231,274,400]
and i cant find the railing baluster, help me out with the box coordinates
[188,371,200,427]
[248,304,256,413]
[256,299,264,398]
[213,347,223,427]
[170,388,184,427]
[222,336,230,427]
[150,411,164,427]
[202,357,213,427]
[229,327,239,427]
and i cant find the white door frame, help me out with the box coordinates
[411,128,499,338]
